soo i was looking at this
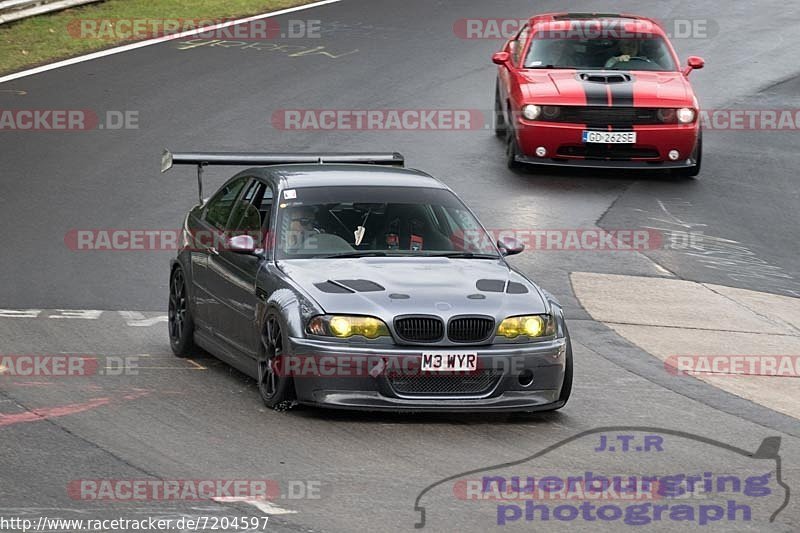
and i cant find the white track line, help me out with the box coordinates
[0,309,168,325]
[212,496,297,515]
[0,0,343,84]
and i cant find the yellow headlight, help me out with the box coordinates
[325,316,389,339]
[522,316,545,337]
[358,317,385,339]
[497,315,546,339]
[329,316,353,337]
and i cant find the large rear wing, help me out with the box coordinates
[161,149,405,202]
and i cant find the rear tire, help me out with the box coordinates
[168,266,196,357]
[258,312,297,411]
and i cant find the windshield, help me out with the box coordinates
[524,35,677,71]
[275,186,499,259]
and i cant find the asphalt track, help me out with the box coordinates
[1,0,799,531]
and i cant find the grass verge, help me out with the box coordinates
[0,0,316,76]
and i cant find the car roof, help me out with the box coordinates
[251,164,450,190]
[528,12,666,37]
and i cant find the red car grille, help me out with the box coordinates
[550,106,662,127]
[557,145,661,160]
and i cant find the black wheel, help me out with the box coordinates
[168,266,196,357]
[557,334,573,407]
[505,122,524,170]
[494,82,507,138]
[672,129,702,179]
[258,312,296,410]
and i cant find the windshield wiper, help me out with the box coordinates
[322,251,388,259]
[426,252,500,259]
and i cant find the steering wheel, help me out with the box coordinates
[607,56,654,68]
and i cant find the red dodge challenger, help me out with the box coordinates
[493,13,705,177]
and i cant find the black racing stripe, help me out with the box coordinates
[576,71,608,131]
[608,72,634,131]
[577,71,608,106]
[610,72,634,107]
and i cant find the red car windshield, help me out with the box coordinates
[524,35,677,71]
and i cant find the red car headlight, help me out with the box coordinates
[658,108,696,124]
[522,105,542,120]
[677,108,697,124]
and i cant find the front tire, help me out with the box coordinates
[494,82,507,138]
[258,312,296,410]
[515,329,572,417]
[673,129,702,178]
[505,124,524,170]
[556,335,573,407]
[168,266,196,357]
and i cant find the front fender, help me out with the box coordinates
[256,289,322,341]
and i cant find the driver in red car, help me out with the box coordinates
[605,39,640,68]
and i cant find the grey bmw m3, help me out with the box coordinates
[163,150,572,413]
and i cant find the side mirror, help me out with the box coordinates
[226,234,259,255]
[497,237,525,257]
[492,51,511,66]
[684,56,705,76]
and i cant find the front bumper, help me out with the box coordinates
[514,120,699,169]
[286,336,568,412]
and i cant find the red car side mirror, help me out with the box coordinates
[492,51,511,66]
[684,56,705,76]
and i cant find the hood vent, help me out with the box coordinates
[335,279,385,292]
[506,282,529,294]
[476,279,505,293]
[579,73,631,84]
[314,279,385,293]
[314,281,354,294]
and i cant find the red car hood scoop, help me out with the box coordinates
[578,72,632,84]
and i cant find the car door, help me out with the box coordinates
[191,175,249,330]
[206,179,275,358]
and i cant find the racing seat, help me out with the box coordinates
[375,205,453,252]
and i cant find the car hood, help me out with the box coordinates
[278,257,548,321]
[519,70,693,107]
